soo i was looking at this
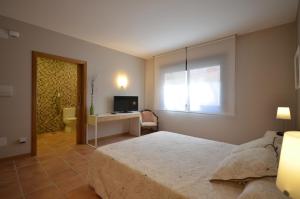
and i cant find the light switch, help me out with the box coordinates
[0,85,14,97]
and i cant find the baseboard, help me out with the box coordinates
[0,153,31,161]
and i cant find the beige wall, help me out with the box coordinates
[0,16,145,158]
[144,58,154,109]
[145,23,297,144]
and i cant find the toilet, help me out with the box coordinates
[63,107,77,133]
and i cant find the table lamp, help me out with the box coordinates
[276,131,300,198]
[276,107,291,135]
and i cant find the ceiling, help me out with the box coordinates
[0,0,298,59]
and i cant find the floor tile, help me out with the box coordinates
[0,160,15,173]
[15,156,39,168]
[0,131,135,199]
[18,164,45,180]
[49,169,78,184]
[42,159,70,176]
[20,174,52,194]
[55,175,85,194]
[36,153,57,163]
[0,170,18,185]
[0,181,23,199]
[24,185,64,199]
[66,184,100,199]
[59,150,80,160]
[70,162,88,175]
[64,155,86,167]
[37,146,55,156]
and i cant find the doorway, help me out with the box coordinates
[31,51,87,156]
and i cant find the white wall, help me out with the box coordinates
[144,58,154,109]
[0,16,145,158]
[145,23,297,144]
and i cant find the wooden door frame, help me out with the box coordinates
[31,51,87,156]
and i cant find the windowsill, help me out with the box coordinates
[156,109,235,117]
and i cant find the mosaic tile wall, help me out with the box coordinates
[37,57,78,134]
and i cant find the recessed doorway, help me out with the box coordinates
[31,51,87,156]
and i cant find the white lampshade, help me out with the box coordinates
[276,131,300,198]
[276,107,291,120]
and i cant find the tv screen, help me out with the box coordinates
[114,96,138,113]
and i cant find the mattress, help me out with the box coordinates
[88,131,243,199]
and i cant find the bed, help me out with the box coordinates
[88,131,243,199]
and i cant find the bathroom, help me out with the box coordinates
[36,56,78,154]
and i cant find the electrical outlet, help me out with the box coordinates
[0,137,7,146]
[19,137,27,144]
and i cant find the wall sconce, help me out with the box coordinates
[117,74,128,89]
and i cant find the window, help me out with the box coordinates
[189,65,221,113]
[162,65,221,113]
[163,71,187,111]
[155,36,235,115]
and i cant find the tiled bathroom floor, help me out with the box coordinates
[0,131,134,199]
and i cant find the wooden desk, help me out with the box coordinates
[87,112,141,147]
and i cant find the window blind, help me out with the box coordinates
[154,36,236,115]
[154,49,187,111]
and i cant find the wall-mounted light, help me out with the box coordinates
[116,74,128,89]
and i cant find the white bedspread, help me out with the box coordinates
[88,131,243,199]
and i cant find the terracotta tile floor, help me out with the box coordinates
[0,131,135,199]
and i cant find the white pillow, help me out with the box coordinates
[232,136,274,154]
[238,178,288,199]
[210,148,278,183]
[264,130,283,158]
[232,131,280,154]
[264,130,278,138]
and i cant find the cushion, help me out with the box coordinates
[141,122,157,127]
[141,111,154,122]
[232,131,278,154]
[231,136,274,154]
[238,178,288,199]
[264,130,277,138]
[210,147,278,183]
[260,131,283,158]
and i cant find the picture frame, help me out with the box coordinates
[294,45,300,89]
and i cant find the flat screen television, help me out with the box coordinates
[113,96,138,113]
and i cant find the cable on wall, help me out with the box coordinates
[185,47,188,71]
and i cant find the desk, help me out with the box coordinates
[87,112,141,147]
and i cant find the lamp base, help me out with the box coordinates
[276,131,284,136]
[283,190,290,197]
